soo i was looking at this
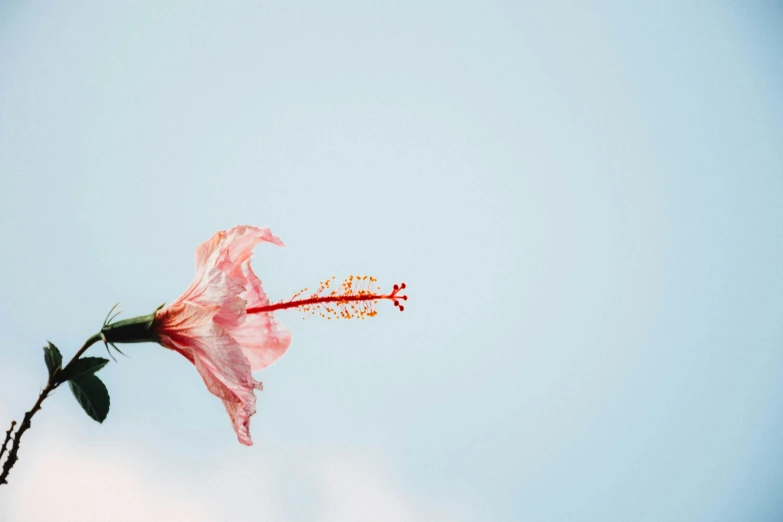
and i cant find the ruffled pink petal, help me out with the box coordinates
[228,312,292,371]
[183,226,281,306]
[194,230,227,275]
[197,225,284,275]
[222,225,285,270]
[155,301,217,342]
[239,251,271,309]
[204,226,292,370]
[156,303,260,445]
[197,269,247,327]
[226,265,291,370]
[192,350,257,447]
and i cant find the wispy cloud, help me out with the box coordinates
[2,432,479,521]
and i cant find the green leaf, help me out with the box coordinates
[60,357,109,382]
[68,374,110,423]
[43,342,62,377]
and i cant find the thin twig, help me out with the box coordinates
[0,421,16,464]
[0,387,53,486]
[0,333,102,488]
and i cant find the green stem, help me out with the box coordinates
[0,333,102,488]
[63,333,103,372]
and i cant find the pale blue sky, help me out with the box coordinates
[1,1,782,520]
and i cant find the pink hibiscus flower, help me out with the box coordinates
[153,225,291,446]
[102,225,407,445]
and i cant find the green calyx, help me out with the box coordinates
[101,304,164,345]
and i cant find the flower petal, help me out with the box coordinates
[196,225,284,276]
[155,303,260,445]
[229,312,292,371]
[226,265,292,370]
